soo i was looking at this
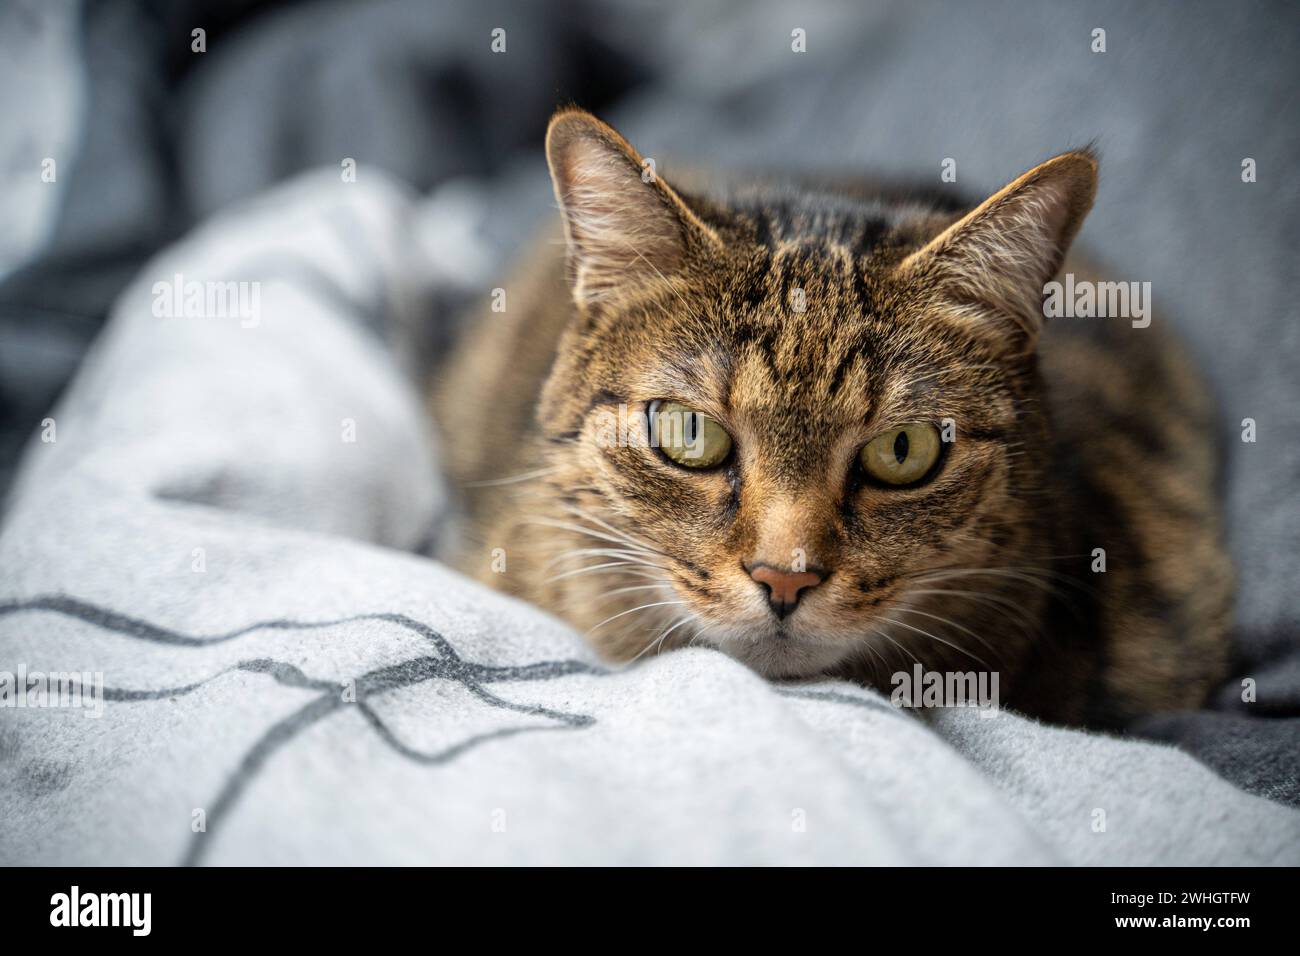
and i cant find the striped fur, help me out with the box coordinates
[430,110,1231,727]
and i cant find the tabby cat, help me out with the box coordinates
[432,108,1231,727]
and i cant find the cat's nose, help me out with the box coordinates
[747,564,825,619]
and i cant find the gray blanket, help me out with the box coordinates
[2,0,1298,863]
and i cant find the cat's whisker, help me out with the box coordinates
[685,618,713,649]
[907,565,1070,590]
[559,503,667,556]
[464,466,562,488]
[856,630,895,685]
[630,614,696,663]
[526,517,662,557]
[904,587,1043,636]
[909,564,1095,628]
[587,599,687,635]
[542,547,666,572]
[920,572,1063,603]
[545,561,664,584]
[878,612,991,669]
[600,583,675,599]
[866,623,919,669]
[887,602,999,657]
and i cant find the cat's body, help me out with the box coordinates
[432,111,1231,727]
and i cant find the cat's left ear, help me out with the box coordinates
[546,109,721,307]
[896,150,1098,352]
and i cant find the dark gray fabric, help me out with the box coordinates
[0,0,644,501]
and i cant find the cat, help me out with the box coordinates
[431,108,1232,728]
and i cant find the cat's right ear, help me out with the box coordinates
[546,109,718,307]
[896,150,1098,354]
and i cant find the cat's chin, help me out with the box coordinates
[704,625,855,680]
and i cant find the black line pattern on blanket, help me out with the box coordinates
[0,595,605,865]
[776,686,903,717]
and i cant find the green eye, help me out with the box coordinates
[651,401,732,469]
[860,423,942,486]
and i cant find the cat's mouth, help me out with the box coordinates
[691,610,861,679]
[717,631,855,679]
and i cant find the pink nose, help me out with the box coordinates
[748,565,825,619]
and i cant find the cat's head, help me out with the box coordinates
[537,108,1096,679]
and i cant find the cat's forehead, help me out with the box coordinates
[693,188,964,335]
[595,184,983,418]
[714,184,961,259]
[633,292,950,426]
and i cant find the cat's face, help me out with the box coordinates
[537,110,1096,679]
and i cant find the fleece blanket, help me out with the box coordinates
[2,171,1298,866]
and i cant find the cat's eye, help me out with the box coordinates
[650,401,732,469]
[860,423,942,486]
